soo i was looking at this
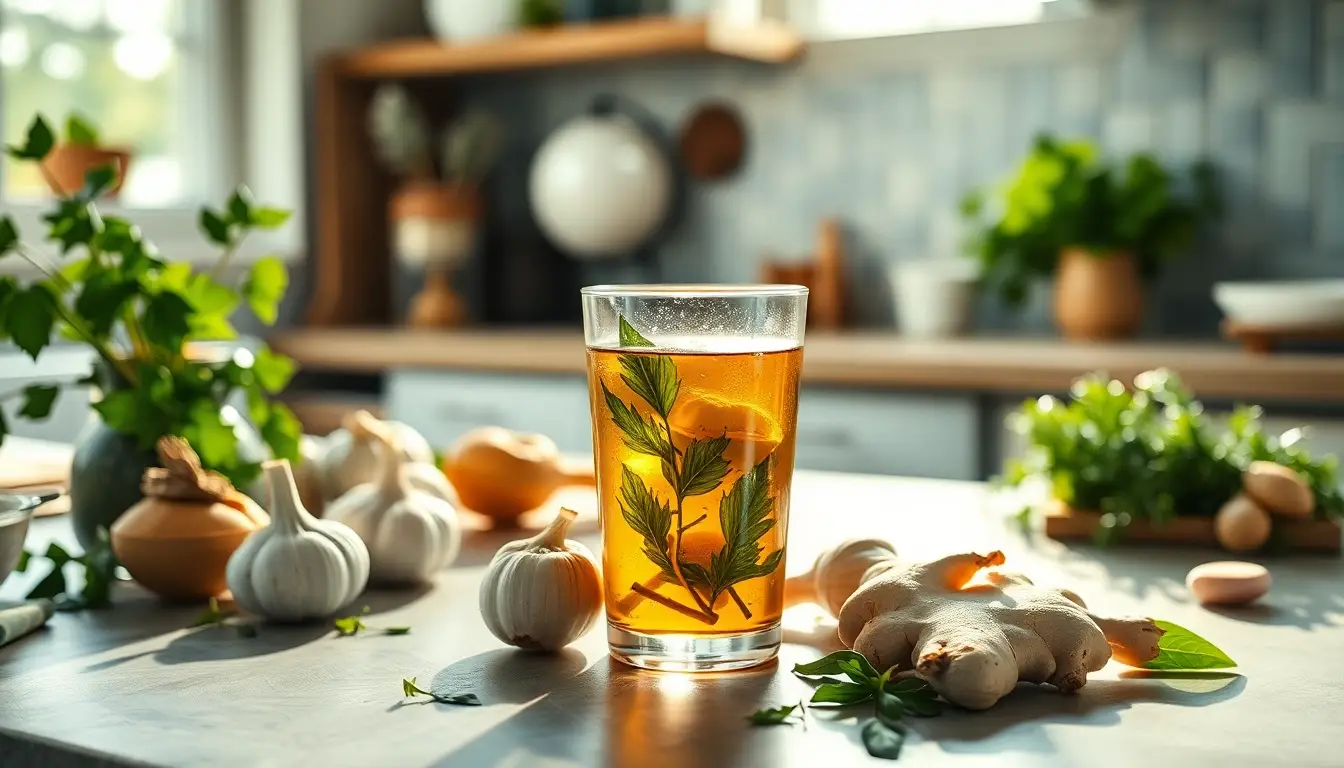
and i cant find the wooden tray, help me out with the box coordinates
[1221,319,1344,354]
[1043,500,1342,553]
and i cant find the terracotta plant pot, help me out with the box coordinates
[1053,248,1143,340]
[42,144,132,198]
[389,182,480,329]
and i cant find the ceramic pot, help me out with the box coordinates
[391,182,479,328]
[112,494,268,602]
[1053,248,1143,340]
[68,406,268,551]
[42,144,131,198]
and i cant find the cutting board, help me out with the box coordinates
[0,437,73,516]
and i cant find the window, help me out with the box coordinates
[778,0,1096,42]
[0,0,303,265]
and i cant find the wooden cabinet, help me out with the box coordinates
[384,370,594,453]
[797,388,978,480]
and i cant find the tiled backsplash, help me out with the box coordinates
[468,0,1344,334]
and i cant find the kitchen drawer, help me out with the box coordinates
[795,388,978,480]
[385,370,593,453]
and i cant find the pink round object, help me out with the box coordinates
[1186,561,1272,606]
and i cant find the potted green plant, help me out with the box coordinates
[41,113,133,199]
[960,135,1220,340]
[0,114,301,548]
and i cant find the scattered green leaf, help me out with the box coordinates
[401,677,480,706]
[861,718,906,760]
[64,113,99,146]
[191,597,235,627]
[747,701,804,726]
[810,681,875,706]
[1144,620,1237,670]
[335,607,411,637]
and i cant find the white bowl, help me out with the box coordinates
[0,494,42,588]
[1213,280,1344,328]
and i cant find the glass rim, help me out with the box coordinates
[581,284,809,298]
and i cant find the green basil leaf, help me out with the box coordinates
[227,187,254,226]
[746,704,798,726]
[251,346,296,394]
[1144,620,1237,670]
[618,315,654,347]
[809,681,874,706]
[5,286,57,360]
[618,353,679,419]
[0,216,17,254]
[676,435,731,498]
[875,691,905,728]
[7,115,54,160]
[199,207,232,245]
[382,626,411,636]
[81,164,118,198]
[793,650,880,681]
[861,718,906,760]
[17,385,60,420]
[140,291,193,351]
[260,401,302,462]
[241,256,288,325]
[64,113,99,146]
[251,207,290,229]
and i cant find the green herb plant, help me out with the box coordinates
[791,651,944,761]
[1004,368,1343,545]
[333,606,411,637]
[603,317,783,625]
[960,134,1220,306]
[1145,621,1236,670]
[14,527,117,610]
[401,677,480,706]
[0,114,301,489]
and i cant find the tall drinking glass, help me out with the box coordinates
[582,285,807,671]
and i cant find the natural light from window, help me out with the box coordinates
[801,0,1072,41]
[0,0,197,207]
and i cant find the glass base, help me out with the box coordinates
[607,623,781,672]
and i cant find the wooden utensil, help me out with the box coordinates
[678,102,747,181]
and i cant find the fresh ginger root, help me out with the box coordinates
[836,550,1165,710]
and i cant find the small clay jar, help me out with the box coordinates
[1053,248,1143,341]
[111,437,269,602]
[390,182,479,329]
[43,144,131,198]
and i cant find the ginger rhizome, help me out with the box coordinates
[837,550,1165,710]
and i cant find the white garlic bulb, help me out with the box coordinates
[293,434,330,516]
[784,538,899,617]
[479,507,601,651]
[325,415,461,585]
[226,460,370,622]
[313,412,437,501]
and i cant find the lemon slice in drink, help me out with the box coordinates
[668,392,781,468]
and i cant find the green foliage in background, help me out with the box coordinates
[1002,368,1344,545]
[0,114,300,489]
[961,134,1221,306]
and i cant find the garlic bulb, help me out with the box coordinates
[325,415,461,584]
[293,434,330,516]
[784,538,899,617]
[226,461,370,622]
[479,507,601,651]
[314,412,437,501]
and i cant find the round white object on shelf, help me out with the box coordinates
[890,259,980,338]
[1186,560,1271,606]
[529,113,673,261]
[423,0,517,42]
[1213,279,1344,328]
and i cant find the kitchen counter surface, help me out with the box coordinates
[2,472,1342,767]
[269,328,1344,404]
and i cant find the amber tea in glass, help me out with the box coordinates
[582,285,807,671]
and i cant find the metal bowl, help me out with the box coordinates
[0,492,57,588]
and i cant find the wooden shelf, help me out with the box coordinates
[268,328,1344,404]
[336,16,804,79]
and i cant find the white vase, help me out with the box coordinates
[424,0,518,42]
[891,259,980,338]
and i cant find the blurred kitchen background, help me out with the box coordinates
[3,0,1344,482]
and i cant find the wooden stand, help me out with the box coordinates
[1044,500,1341,554]
[760,218,846,328]
[1221,319,1344,354]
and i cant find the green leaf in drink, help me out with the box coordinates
[618,315,654,347]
